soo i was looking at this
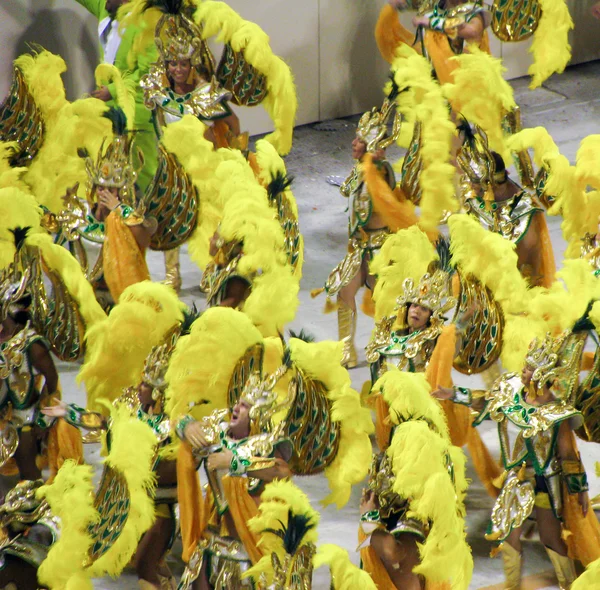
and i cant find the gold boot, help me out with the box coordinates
[163,248,182,293]
[545,547,577,589]
[501,543,522,590]
[338,302,358,369]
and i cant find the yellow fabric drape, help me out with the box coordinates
[581,351,595,372]
[177,442,205,563]
[423,29,490,86]
[103,212,150,302]
[375,394,393,452]
[221,477,263,564]
[177,442,266,566]
[530,212,556,288]
[362,154,422,234]
[375,4,422,63]
[426,325,501,498]
[46,419,84,483]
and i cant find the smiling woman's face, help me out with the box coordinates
[167,59,192,86]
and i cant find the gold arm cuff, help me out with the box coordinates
[245,457,277,473]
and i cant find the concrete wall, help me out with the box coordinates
[1,0,599,135]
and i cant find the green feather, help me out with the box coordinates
[263,510,317,556]
[9,227,31,251]
[102,107,128,136]
[288,328,315,343]
[267,171,294,201]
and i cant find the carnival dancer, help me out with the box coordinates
[378,0,572,90]
[378,0,491,82]
[367,228,502,497]
[359,369,472,589]
[434,330,600,589]
[166,307,372,588]
[0,188,106,488]
[80,108,157,303]
[457,122,556,287]
[312,91,419,368]
[138,0,241,291]
[43,319,191,589]
[73,0,158,191]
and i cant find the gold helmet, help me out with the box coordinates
[456,119,497,187]
[152,0,215,71]
[356,94,401,154]
[394,237,456,329]
[81,108,138,206]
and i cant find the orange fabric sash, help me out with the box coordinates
[375,4,422,63]
[103,212,150,302]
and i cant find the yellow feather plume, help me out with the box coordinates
[572,556,600,590]
[246,480,319,586]
[528,0,573,89]
[391,45,458,231]
[288,338,374,508]
[89,405,157,577]
[314,544,377,589]
[254,139,304,277]
[78,282,184,412]
[165,307,263,422]
[444,46,516,159]
[370,226,438,320]
[374,369,449,439]
[37,461,97,590]
[195,0,298,154]
[95,64,136,127]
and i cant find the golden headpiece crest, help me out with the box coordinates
[0,262,31,322]
[456,121,497,186]
[141,324,182,398]
[356,98,400,154]
[156,11,204,65]
[396,268,456,325]
[82,109,138,206]
[524,331,584,400]
[239,363,291,433]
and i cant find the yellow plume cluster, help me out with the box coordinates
[165,307,263,422]
[375,370,472,589]
[95,64,136,127]
[89,405,157,577]
[217,174,299,337]
[38,406,157,587]
[370,226,438,320]
[572,556,600,590]
[246,480,319,586]
[287,338,374,508]
[444,46,515,159]
[314,544,378,590]
[37,461,97,590]
[254,139,304,278]
[195,0,297,154]
[14,50,113,213]
[509,129,600,258]
[78,281,184,412]
[391,45,457,231]
[528,0,573,89]
[119,0,163,66]
[0,187,105,333]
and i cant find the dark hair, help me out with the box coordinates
[491,151,506,174]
